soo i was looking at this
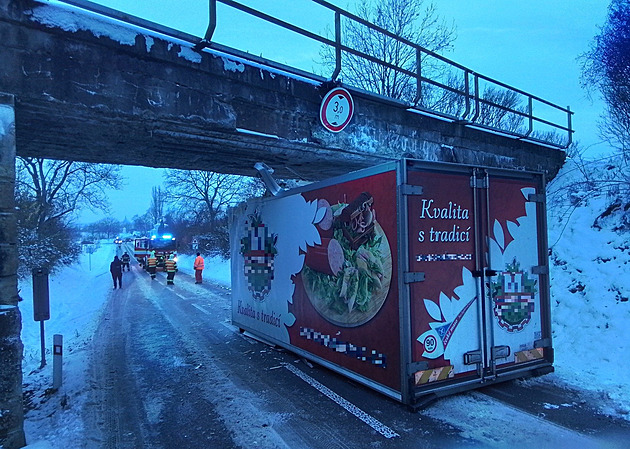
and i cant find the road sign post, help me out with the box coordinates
[32,267,50,369]
[86,243,96,271]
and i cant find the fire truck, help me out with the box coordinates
[134,222,177,269]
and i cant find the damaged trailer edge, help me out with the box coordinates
[229,158,554,408]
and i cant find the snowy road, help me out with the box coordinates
[79,259,630,449]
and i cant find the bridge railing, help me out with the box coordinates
[195,0,572,149]
[58,0,573,149]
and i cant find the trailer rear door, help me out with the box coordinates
[401,160,552,403]
[482,168,552,376]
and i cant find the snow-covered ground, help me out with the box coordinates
[17,249,231,449]
[545,156,630,418]
[16,157,630,447]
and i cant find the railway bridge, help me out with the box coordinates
[0,0,570,446]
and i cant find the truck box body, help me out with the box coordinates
[230,159,553,406]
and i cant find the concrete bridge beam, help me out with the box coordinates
[0,0,565,182]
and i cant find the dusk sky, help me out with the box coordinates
[78,0,612,223]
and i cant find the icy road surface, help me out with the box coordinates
[73,259,630,449]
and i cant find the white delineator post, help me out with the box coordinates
[53,334,63,389]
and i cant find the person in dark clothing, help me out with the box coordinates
[110,255,123,289]
[121,252,131,271]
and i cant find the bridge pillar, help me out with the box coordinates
[0,93,26,449]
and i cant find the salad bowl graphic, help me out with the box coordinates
[301,192,392,327]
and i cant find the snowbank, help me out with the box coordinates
[19,241,115,447]
[547,157,630,417]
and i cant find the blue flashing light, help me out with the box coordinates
[162,234,173,239]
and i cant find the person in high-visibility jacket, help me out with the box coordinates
[165,253,178,286]
[147,251,157,280]
[193,252,205,284]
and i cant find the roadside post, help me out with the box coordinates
[88,243,95,271]
[32,267,50,368]
[84,241,96,271]
[53,334,63,389]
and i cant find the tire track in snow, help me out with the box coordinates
[138,276,297,449]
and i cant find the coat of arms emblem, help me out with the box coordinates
[490,259,537,332]
[240,211,278,301]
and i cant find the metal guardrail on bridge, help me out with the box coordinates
[58,0,573,149]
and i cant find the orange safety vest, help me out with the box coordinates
[147,256,157,268]
[165,258,177,273]
[194,255,205,270]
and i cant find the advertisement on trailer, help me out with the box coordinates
[231,168,401,391]
[231,159,553,405]
[407,170,478,382]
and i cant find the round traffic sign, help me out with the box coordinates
[319,87,354,133]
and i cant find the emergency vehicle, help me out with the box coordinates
[134,222,177,269]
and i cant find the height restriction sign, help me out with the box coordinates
[319,87,354,133]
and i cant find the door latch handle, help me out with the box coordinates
[492,345,511,360]
[464,350,482,365]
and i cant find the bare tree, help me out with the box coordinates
[84,217,121,239]
[131,212,154,235]
[149,186,166,225]
[15,158,122,228]
[163,170,263,256]
[164,170,260,226]
[319,0,530,135]
[475,87,527,133]
[577,0,630,227]
[320,0,455,103]
[14,158,122,275]
[580,0,630,158]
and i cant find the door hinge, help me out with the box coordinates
[470,176,487,189]
[528,193,546,203]
[532,265,549,275]
[463,350,482,365]
[401,184,424,195]
[404,272,425,283]
[408,361,429,374]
